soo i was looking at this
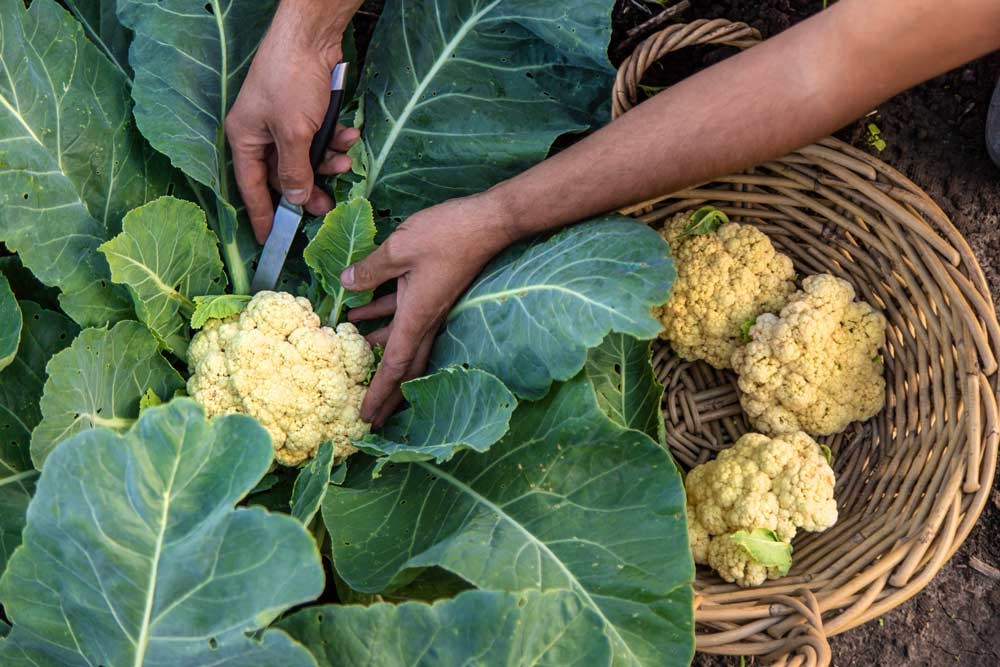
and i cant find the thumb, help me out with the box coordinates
[274,122,316,205]
[341,243,405,292]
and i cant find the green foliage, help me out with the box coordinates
[190,294,252,329]
[432,218,674,398]
[279,590,613,666]
[0,0,165,325]
[303,198,377,325]
[820,443,833,464]
[100,197,227,355]
[0,303,78,476]
[30,321,185,467]
[740,316,757,343]
[678,205,730,239]
[358,367,517,471]
[324,374,693,665]
[865,122,887,152]
[362,0,617,225]
[116,0,278,294]
[729,528,793,576]
[0,1,694,663]
[290,440,337,525]
[586,333,666,444]
[0,276,21,371]
[0,400,322,666]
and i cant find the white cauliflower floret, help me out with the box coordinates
[655,209,796,369]
[732,274,887,436]
[187,291,375,466]
[685,431,837,587]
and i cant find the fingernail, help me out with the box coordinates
[285,188,309,205]
[361,408,374,423]
[341,266,355,287]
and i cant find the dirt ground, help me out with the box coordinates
[609,1,1000,665]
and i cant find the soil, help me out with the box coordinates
[348,1,1000,664]
[611,1,1000,665]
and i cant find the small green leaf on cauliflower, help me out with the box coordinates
[677,205,730,239]
[707,530,791,588]
[732,273,887,436]
[655,210,796,369]
[187,291,375,466]
[728,528,792,575]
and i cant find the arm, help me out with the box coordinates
[344,0,1000,425]
[226,0,365,242]
[494,0,1000,235]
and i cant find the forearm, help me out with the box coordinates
[491,0,1000,238]
[273,0,365,62]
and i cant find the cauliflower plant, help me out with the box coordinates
[187,291,374,466]
[685,431,837,587]
[732,274,887,436]
[655,207,796,369]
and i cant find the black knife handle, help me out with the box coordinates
[309,88,344,171]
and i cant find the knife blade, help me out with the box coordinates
[249,62,350,293]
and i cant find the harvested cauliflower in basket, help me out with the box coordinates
[686,430,838,587]
[187,291,374,466]
[655,207,796,369]
[732,273,887,436]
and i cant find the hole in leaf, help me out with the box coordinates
[208,637,218,650]
[22,193,28,200]
[316,612,324,623]
[525,72,534,79]
[203,3,213,15]
[613,364,621,375]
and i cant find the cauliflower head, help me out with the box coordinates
[187,291,375,466]
[655,209,796,369]
[732,274,887,436]
[685,431,837,586]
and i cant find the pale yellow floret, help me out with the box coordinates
[655,212,796,369]
[732,274,887,436]
[187,291,375,466]
[685,431,838,587]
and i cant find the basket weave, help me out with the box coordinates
[614,19,1000,667]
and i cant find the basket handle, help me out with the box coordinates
[612,18,762,119]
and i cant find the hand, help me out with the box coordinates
[225,0,362,242]
[344,192,515,426]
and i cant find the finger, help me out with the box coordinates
[341,239,407,293]
[315,153,353,176]
[370,388,402,429]
[371,333,436,427]
[361,313,424,422]
[273,121,317,205]
[349,293,398,322]
[330,125,360,152]
[365,325,391,349]
[304,186,334,217]
[228,137,274,243]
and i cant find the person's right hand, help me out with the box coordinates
[226,0,362,243]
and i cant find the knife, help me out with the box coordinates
[249,62,349,293]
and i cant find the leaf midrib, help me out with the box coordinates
[413,459,637,665]
[134,441,183,666]
[367,0,503,189]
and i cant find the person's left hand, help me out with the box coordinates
[343,191,515,426]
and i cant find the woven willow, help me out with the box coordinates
[614,19,1000,667]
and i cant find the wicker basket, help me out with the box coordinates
[613,19,1000,667]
